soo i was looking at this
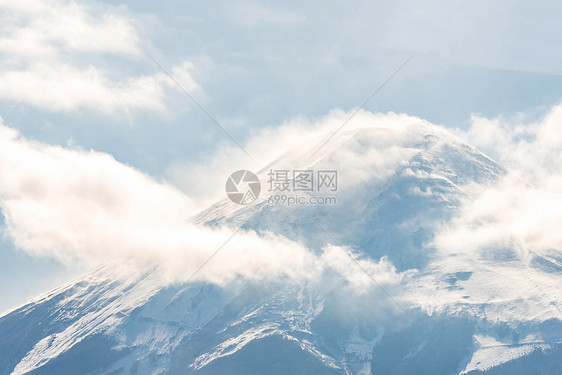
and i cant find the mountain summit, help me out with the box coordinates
[1,122,561,375]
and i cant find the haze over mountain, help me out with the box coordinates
[1,117,560,375]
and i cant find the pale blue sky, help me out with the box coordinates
[0,0,561,312]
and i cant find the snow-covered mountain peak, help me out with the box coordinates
[1,121,560,375]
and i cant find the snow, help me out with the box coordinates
[461,335,554,373]
[1,122,561,374]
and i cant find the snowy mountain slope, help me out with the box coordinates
[0,263,164,374]
[194,123,506,270]
[1,122,561,375]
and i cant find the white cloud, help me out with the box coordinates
[0,63,167,112]
[458,107,562,181]
[0,120,195,262]
[2,103,561,322]
[434,175,562,258]
[0,118,407,292]
[0,0,198,113]
[0,0,140,57]
[417,103,562,323]
[167,109,424,206]
[436,103,562,257]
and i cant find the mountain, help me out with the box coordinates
[1,122,561,375]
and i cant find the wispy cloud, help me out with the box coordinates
[167,109,422,206]
[0,117,408,293]
[424,104,562,322]
[0,0,198,113]
[437,103,562,256]
[0,0,140,57]
[1,102,561,324]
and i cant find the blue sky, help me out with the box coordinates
[0,0,561,313]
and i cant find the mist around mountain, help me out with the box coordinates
[1,118,561,375]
